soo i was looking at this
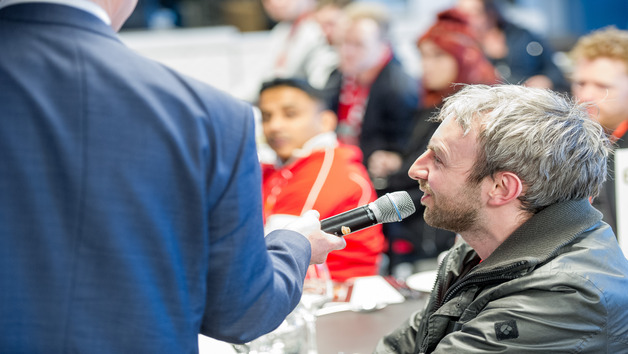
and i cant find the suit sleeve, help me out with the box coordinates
[200,102,311,343]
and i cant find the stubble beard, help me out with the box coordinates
[421,182,481,233]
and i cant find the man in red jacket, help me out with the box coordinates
[258,78,386,282]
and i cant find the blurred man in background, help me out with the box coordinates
[324,2,418,185]
[259,78,385,282]
[570,26,628,235]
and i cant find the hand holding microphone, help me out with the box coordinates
[280,191,415,264]
[282,210,347,264]
[321,191,416,236]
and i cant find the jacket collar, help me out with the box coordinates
[473,199,603,272]
[0,0,110,24]
[0,2,117,40]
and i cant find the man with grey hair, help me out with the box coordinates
[376,85,628,353]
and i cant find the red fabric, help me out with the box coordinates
[262,144,386,282]
[336,80,370,145]
[418,8,499,107]
[391,239,415,255]
[612,120,628,142]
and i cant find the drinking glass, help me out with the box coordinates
[300,263,333,354]
[232,264,332,354]
[231,310,306,354]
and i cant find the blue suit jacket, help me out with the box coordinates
[0,4,310,353]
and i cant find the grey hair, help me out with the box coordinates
[434,84,612,213]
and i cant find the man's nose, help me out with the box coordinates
[265,116,283,131]
[408,151,429,181]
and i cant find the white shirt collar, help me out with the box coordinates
[0,0,111,25]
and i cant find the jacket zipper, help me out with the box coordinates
[440,260,529,305]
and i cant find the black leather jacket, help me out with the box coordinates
[376,199,628,353]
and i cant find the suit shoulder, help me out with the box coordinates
[153,65,254,129]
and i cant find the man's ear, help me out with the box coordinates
[320,109,338,132]
[487,172,523,206]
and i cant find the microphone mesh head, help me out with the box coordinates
[372,191,416,223]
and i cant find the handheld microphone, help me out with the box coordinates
[321,191,416,236]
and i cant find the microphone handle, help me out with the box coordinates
[320,205,378,236]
